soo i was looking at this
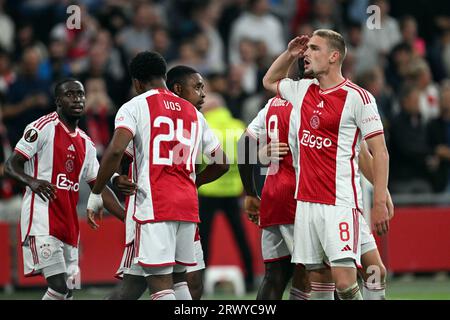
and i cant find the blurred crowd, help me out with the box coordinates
[1,0,450,206]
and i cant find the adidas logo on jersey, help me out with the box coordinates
[317,101,324,108]
[67,144,75,152]
[341,244,352,252]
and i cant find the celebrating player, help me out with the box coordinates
[262,30,390,300]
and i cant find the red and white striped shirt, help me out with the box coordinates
[115,88,220,223]
[15,112,99,247]
[247,96,296,227]
[279,78,384,209]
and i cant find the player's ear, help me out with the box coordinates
[329,50,340,64]
[173,83,182,96]
[132,78,142,93]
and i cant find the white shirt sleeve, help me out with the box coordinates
[82,140,100,184]
[246,99,271,140]
[354,92,384,140]
[199,113,220,157]
[124,141,134,158]
[14,123,50,160]
[115,102,137,137]
[277,78,313,110]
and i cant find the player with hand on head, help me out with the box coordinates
[5,79,124,300]
[263,30,390,300]
[87,52,228,300]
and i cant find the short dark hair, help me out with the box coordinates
[129,51,167,83]
[166,65,199,91]
[54,78,81,97]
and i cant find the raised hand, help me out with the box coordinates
[28,179,57,202]
[287,35,310,59]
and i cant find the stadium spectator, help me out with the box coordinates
[0,48,15,102]
[389,84,434,193]
[38,37,72,84]
[228,0,285,65]
[3,46,51,146]
[362,0,401,66]
[79,77,115,158]
[406,59,440,124]
[310,0,341,32]
[116,3,156,60]
[399,15,426,57]
[346,22,378,76]
[384,42,414,92]
[0,0,14,53]
[427,81,450,192]
[151,26,177,62]
[427,27,450,83]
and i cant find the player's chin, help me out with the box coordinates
[303,69,314,77]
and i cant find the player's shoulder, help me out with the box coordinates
[29,112,59,132]
[268,96,293,108]
[77,128,94,144]
[343,80,375,105]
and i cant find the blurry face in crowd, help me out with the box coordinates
[251,0,269,16]
[303,35,339,77]
[57,81,86,121]
[175,73,206,110]
[22,48,41,75]
[402,18,418,42]
[239,39,257,63]
[402,89,420,115]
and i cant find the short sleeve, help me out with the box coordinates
[14,124,50,160]
[247,99,271,140]
[199,113,220,157]
[354,92,384,140]
[83,140,100,183]
[278,78,314,110]
[124,141,134,159]
[115,102,137,137]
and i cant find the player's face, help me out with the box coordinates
[181,73,206,110]
[58,81,86,120]
[303,35,335,77]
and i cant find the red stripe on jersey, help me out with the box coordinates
[346,83,369,105]
[194,225,200,241]
[364,130,384,140]
[24,155,38,243]
[34,112,56,129]
[175,260,197,266]
[35,114,58,130]
[353,209,359,254]
[351,82,370,104]
[319,78,348,94]
[350,129,360,210]
[14,148,31,160]
[115,126,135,137]
[263,255,291,263]
[134,224,140,258]
[48,125,86,247]
[138,261,177,267]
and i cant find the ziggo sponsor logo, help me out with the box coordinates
[300,130,332,149]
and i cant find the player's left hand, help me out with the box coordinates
[386,189,394,220]
[244,195,260,226]
[371,203,389,236]
[87,192,103,230]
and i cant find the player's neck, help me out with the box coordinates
[316,71,346,91]
[142,80,168,92]
[57,111,78,132]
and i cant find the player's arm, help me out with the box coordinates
[262,35,309,93]
[5,152,56,202]
[112,154,137,196]
[195,147,229,188]
[87,128,133,216]
[87,181,125,229]
[359,142,394,220]
[237,132,261,225]
[365,134,390,236]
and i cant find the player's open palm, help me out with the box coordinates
[371,203,389,236]
[287,35,310,58]
[28,179,56,202]
[114,175,137,196]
